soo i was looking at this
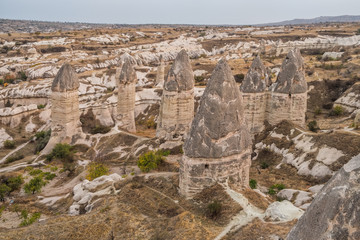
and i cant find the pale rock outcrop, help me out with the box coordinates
[0,128,13,148]
[287,154,360,240]
[240,56,269,133]
[179,59,252,198]
[156,49,194,141]
[268,49,307,127]
[117,58,136,132]
[265,200,304,222]
[155,55,165,87]
[322,52,344,60]
[335,82,360,112]
[44,63,82,153]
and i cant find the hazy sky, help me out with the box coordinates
[1,0,359,25]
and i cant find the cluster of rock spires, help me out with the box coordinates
[241,48,308,133]
[43,48,308,200]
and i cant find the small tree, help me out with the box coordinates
[249,179,257,189]
[137,150,168,173]
[308,120,319,132]
[24,176,45,194]
[331,105,344,116]
[7,175,23,192]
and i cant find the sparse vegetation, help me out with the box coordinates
[37,104,46,109]
[308,120,319,132]
[249,179,257,189]
[137,150,169,173]
[330,105,344,116]
[0,184,11,201]
[3,140,15,149]
[46,143,76,174]
[86,163,109,181]
[19,210,41,227]
[5,154,24,164]
[34,130,51,154]
[260,162,269,169]
[206,200,222,219]
[268,183,286,195]
[90,125,111,134]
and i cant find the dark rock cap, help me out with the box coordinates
[287,154,360,240]
[273,48,307,94]
[51,63,79,92]
[118,58,137,84]
[240,56,269,93]
[184,58,252,158]
[164,49,194,92]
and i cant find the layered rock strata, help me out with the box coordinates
[117,58,136,132]
[156,49,194,141]
[287,154,360,240]
[240,56,270,133]
[179,59,252,198]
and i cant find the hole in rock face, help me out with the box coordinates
[205,164,209,169]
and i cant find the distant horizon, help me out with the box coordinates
[1,0,360,25]
[1,14,360,27]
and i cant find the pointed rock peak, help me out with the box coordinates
[184,59,251,158]
[51,63,79,92]
[164,49,194,92]
[241,56,269,93]
[119,53,137,65]
[159,54,164,63]
[273,48,307,94]
[119,58,136,84]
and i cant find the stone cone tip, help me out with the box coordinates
[119,58,137,84]
[51,63,79,92]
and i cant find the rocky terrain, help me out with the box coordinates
[0,21,359,240]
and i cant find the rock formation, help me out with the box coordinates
[179,59,252,198]
[268,48,307,127]
[117,58,136,132]
[44,63,82,153]
[287,154,360,240]
[156,49,194,141]
[240,56,270,133]
[155,55,165,87]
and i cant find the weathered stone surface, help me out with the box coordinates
[155,55,165,87]
[287,154,360,240]
[51,63,79,92]
[180,59,252,198]
[273,48,307,94]
[164,49,194,92]
[156,50,194,141]
[184,58,251,158]
[240,56,269,93]
[117,58,136,132]
[44,63,82,153]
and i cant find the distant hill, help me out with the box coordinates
[259,15,360,26]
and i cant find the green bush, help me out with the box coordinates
[34,130,51,154]
[331,105,344,116]
[3,140,15,149]
[19,211,41,227]
[37,104,45,109]
[249,179,257,189]
[90,125,111,134]
[314,108,322,115]
[206,200,222,219]
[260,162,269,169]
[43,172,56,181]
[5,154,24,164]
[24,176,45,194]
[7,175,23,191]
[29,169,43,176]
[137,150,168,173]
[0,184,11,201]
[46,143,74,162]
[18,71,27,81]
[308,120,319,132]
[86,163,109,181]
[268,183,286,195]
[0,79,3,86]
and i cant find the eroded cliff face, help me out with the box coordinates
[156,50,194,141]
[180,59,252,198]
[287,154,360,240]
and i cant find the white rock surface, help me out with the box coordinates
[0,128,13,148]
[265,200,304,222]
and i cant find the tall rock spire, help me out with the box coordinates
[117,58,137,132]
[156,49,194,141]
[180,58,252,198]
[241,56,269,93]
[273,48,307,94]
